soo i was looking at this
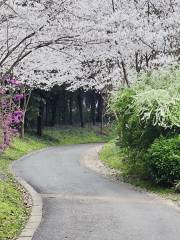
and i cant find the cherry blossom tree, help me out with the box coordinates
[45,0,180,102]
[0,0,79,79]
[0,0,80,138]
[0,0,179,138]
[1,0,179,90]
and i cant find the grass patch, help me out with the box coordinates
[0,181,28,240]
[0,126,111,240]
[0,136,51,240]
[99,140,124,170]
[42,126,111,145]
[100,141,180,203]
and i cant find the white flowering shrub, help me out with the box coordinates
[133,68,180,129]
[111,68,180,184]
[111,67,180,149]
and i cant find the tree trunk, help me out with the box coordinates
[37,100,44,136]
[20,90,31,138]
[135,52,140,73]
[77,89,84,128]
[121,60,130,87]
[62,88,66,125]
[97,93,103,122]
[97,93,104,134]
[37,115,42,136]
[112,0,115,12]
[51,95,58,126]
[45,101,48,126]
[90,90,96,126]
[20,120,25,138]
[69,94,73,125]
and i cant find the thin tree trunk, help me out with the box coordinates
[37,99,44,136]
[20,120,25,138]
[45,101,48,126]
[77,89,84,128]
[51,95,58,126]
[97,93,104,134]
[20,90,31,138]
[69,94,73,125]
[90,90,96,126]
[135,52,140,73]
[62,87,66,125]
[97,93,103,122]
[37,115,42,136]
[145,53,151,67]
[51,105,56,126]
[112,0,115,12]
[121,60,130,87]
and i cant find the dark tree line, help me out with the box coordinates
[25,85,104,136]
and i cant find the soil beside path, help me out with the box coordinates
[13,144,180,240]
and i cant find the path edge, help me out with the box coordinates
[10,152,44,240]
[82,145,180,209]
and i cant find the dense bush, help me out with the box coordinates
[111,68,180,186]
[111,88,163,150]
[111,68,180,149]
[146,135,180,186]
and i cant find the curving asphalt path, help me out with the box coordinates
[13,144,180,240]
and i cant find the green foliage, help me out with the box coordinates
[112,69,180,150]
[134,89,180,129]
[0,135,52,240]
[0,136,49,174]
[136,67,180,92]
[110,68,180,187]
[111,88,161,150]
[100,140,149,179]
[145,135,180,186]
[111,88,135,117]
[42,126,111,145]
[134,68,180,129]
[0,181,28,240]
[99,139,125,170]
[100,142,180,202]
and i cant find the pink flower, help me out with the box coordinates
[12,110,23,124]
[13,94,24,101]
[0,77,24,151]
[6,79,22,86]
[0,88,6,94]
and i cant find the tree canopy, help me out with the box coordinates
[0,0,179,91]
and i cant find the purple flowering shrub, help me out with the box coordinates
[0,77,25,150]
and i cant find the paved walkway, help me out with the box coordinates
[14,144,180,240]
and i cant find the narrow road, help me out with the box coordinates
[13,144,180,240]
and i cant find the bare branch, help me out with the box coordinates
[0,0,7,8]
[0,32,35,67]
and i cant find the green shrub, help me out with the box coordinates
[110,68,180,186]
[112,68,180,148]
[121,149,149,180]
[111,88,142,148]
[111,88,163,150]
[146,135,180,186]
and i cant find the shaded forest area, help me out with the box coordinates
[26,86,105,136]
